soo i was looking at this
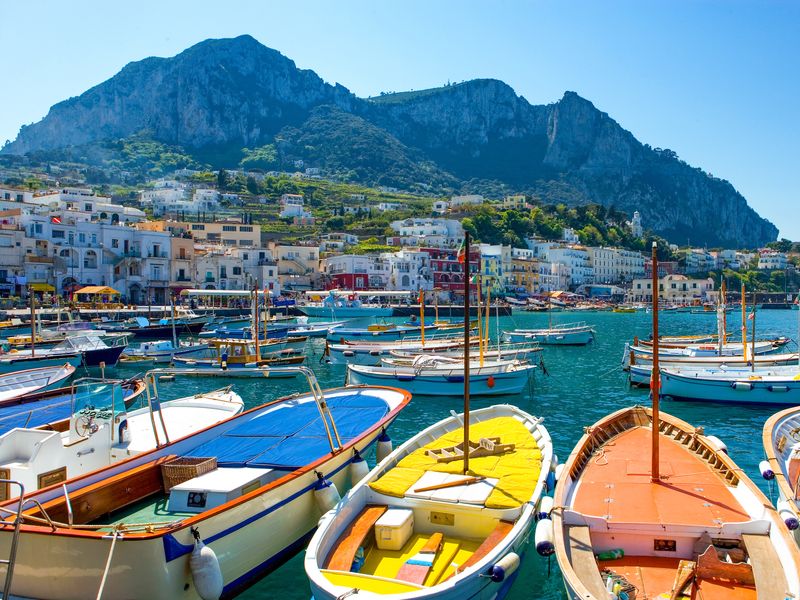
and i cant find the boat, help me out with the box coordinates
[0,349,83,373]
[553,245,800,600]
[656,364,800,404]
[0,363,76,403]
[626,339,781,358]
[0,368,410,599]
[762,406,800,547]
[198,323,292,340]
[153,365,303,379]
[288,317,347,338]
[173,338,306,370]
[300,290,395,318]
[0,375,243,496]
[106,315,208,339]
[388,342,543,362]
[305,404,554,600]
[327,323,426,343]
[627,355,800,384]
[122,340,210,364]
[5,334,129,367]
[502,322,594,345]
[325,336,474,365]
[612,306,637,313]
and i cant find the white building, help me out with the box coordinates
[628,274,714,303]
[383,249,433,291]
[562,228,580,244]
[320,233,359,253]
[0,188,33,203]
[29,187,146,224]
[279,194,306,218]
[628,211,643,238]
[449,194,484,208]
[588,247,646,284]
[684,249,716,274]
[386,218,464,248]
[376,202,403,212]
[758,250,788,270]
[432,200,449,214]
[712,249,741,270]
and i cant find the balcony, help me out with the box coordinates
[147,251,168,259]
[175,276,192,282]
[205,276,216,283]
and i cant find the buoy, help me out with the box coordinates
[554,463,565,483]
[536,496,554,521]
[349,449,369,485]
[189,528,223,600]
[489,552,520,582]
[376,429,393,463]
[545,470,556,493]
[777,500,799,530]
[313,472,341,513]
[534,518,555,556]
[487,375,495,388]
[705,435,728,454]
[759,460,775,480]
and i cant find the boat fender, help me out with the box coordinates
[189,528,223,600]
[554,463,565,483]
[221,352,228,371]
[487,375,495,388]
[536,496,554,521]
[731,381,752,391]
[343,350,355,358]
[545,469,556,493]
[489,552,520,582]
[314,472,341,513]
[117,419,129,444]
[350,449,369,485]
[376,429,393,463]
[705,435,728,454]
[534,519,555,556]
[777,500,799,530]
[759,460,775,480]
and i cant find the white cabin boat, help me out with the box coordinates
[502,322,594,346]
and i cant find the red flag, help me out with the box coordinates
[456,241,466,264]
[747,311,755,321]
[51,216,62,224]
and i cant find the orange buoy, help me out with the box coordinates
[488,375,495,388]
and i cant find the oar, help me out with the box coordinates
[413,476,485,493]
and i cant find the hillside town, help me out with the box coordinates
[0,178,794,306]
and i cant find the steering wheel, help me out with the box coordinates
[74,414,96,437]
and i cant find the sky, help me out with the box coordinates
[1,0,798,240]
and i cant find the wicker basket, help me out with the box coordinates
[161,457,217,491]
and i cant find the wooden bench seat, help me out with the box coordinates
[741,533,788,600]
[565,525,608,599]
[324,505,387,571]
[441,519,514,581]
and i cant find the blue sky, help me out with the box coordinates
[1,0,797,240]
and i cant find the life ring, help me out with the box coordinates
[487,375,495,388]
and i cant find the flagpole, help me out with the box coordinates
[651,242,660,483]
[463,231,471,475]
[741,283,748,363]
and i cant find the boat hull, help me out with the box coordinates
[0,353,82,374]
[661,369,800,405]
[301,305,393,318]
[504,329,593,345]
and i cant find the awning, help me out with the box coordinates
[75,285,121,296]
[29,283,55,292]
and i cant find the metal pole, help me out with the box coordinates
[463,232,471,475]
[741,283,748,363]
[29,288,36,358]
[650,242,660,483]
[751,291,756,373]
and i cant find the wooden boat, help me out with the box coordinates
[122,340,210,364]
[552,406,800,599]
[326,336,476,365]
[626,340,780,359]
[106,315,208,339]
[0,363,76,403]
[0,376,243,497]
[0,370,410,599]
[347,356,535,397]
[637,337,788,352]
[172,338,306,370]
[388,342,542,362]
[0,350,83,373]
[502,322,594,345]
[657,365,800,404]
[627,356,800,384]
[305,405,554,600]
[763,406,800,548]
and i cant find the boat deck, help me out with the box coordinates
[94,493,194,527]
[573,428,749,526]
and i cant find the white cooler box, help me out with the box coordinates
[374,508,414,551]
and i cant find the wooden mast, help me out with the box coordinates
[253,287,261,363]
[476,275,484,366]
[483,281,491,366]
[463,231,471,475]
[419,289,425,347]
[751,291,756,373]
[29,288,36,358]
[741,283,748,363]
[651,242,660,482]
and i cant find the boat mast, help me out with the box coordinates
[651,242,661,482]
[463,231,471,475]
[716,279,725,356]
[254,287,261,363]
[419,289,425,347]
[170,295,178,350]
[29,287,36,358]
[750,291,756,373]
[476,275,484,366]
[741,283,748,363]
[483,280,491,366]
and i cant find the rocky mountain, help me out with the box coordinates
[3,35,777,247]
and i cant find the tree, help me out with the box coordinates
[217,169,229,191]
[767,238,793,253]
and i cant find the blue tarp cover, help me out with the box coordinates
[186,393,389,469]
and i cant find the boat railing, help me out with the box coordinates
[0,479,27,597]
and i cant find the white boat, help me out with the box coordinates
[552,405,800,600]
[626,340,780,360]
[157,366,302,379]
[305,404,554,600]
[623,348,799,372]
[347,355,535,396]
[763,406,800,547]
[502,322,594,345]
[326,336,472,365]
[388,342,542,362]
[0,368,410,599]
[122,340,210,364]
[0,363,76,403]
[658,364,800,404]
[289,318,347,338]
[301,290,395,318]
[628,359,800,386]
[0,376,243,496]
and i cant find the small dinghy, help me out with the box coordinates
[763,406,800,548]
[502,322,595,345]
[0,363,76,403]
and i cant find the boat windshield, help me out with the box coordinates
[71,380,126,418]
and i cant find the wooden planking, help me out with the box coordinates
[564,525,608,600]
[323,505,387,571]
[741,533,789,600]
[442,519,514,580]
[395,532,444,585]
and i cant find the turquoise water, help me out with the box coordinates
[107,308,799,599]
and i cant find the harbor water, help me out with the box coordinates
[107,307,798,599]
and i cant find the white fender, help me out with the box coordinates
[759,460,775,480]
[777,499,799,530]
[489,552,520,582]
[535,518,555,556]
[314,474,341,513]
[349,452,370,485]
[554,463,565,483]
[190,533,223,600]
[536,496,554,521]
[705,435,728,454]
[376,430,393,463]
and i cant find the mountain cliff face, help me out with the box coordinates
[3,35,777,247]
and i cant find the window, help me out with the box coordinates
[222,225,237,232]
[233,266,241,275]
[52,229,65,239]
[34,224,42,234]
[220,267,227,278]
[239,226,253,232]
[178,268,186,280]
[84,203,92,212]
[112,239,119,248]
[191,224,205,230]
[152,266,162,280]
[78,233,86,243]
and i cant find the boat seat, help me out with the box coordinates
[564,525,608,599]
[741,533,788,600]
[0,428,61,467]
[441,519,514,581]
[324,505,388,571]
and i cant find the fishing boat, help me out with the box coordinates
[0,368,410,599]
[0,349,83,373]
[288,317,347,338]
[627,356,800,384]
[198,323,292,340]
[122,340,210,364]
[0,376,243,496]
[348,356,535,397]
[656,365,800,404]
[762,406,800,547]
[552,244,800,600]
[305,405,554,600]
[173,338,305,370]
[300,290,395,318]
[0,363,76,403]
[388,342,542,362]
[106,315,208,339]
[502,322,594,345]
[325,336,473,365]
[327,323,427,343]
